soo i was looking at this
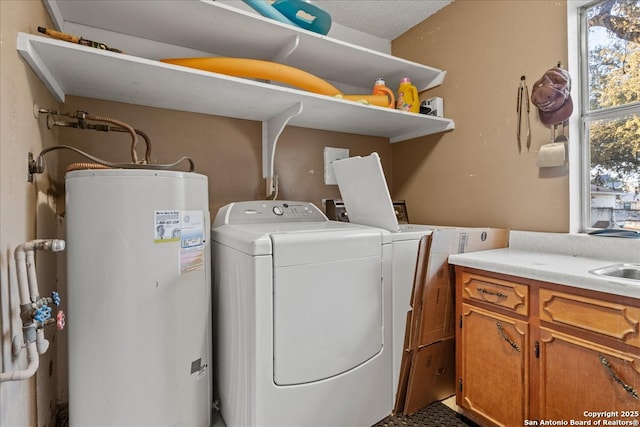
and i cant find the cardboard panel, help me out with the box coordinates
[393,310,414,414]
[404,338,456,415]
[396,227,509,415]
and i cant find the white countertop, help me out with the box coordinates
[448,231,640,299]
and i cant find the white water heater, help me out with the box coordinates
[65,169,211,426]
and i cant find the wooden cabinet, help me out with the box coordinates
[538,328,640,419]
[455,267,640,427]
[538,289,640,420]
[456,271,530,426]
[459,304,529,426]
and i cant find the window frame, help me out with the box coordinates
[568,1,588,233]
[568,0,640,233]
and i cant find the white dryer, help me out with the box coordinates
[212,200,392,427]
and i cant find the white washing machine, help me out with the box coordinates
[333,153,435,400]
[212,200,392,427]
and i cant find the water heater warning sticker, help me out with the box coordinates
[154,210,181,242]
[179,210,205,274]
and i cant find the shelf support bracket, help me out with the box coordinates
[271,35,300,63]
[263,102,303,197]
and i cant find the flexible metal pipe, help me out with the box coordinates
[35,145,195,173]
[33,109,195,173]
[65,162,110,172]
[72,112,139,163]
[57,124,152,164]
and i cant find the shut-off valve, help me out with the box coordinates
[0,239,66,382]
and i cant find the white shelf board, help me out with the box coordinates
[17,33,454,143]
[44,0,446,92]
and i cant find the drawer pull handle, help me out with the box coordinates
[496,321,520,352]
[478,287,507,298]
[599,355,639,400]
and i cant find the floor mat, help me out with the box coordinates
[372,401,479,427]
[211,400,477,427]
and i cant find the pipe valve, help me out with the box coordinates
[57,311,66,331]
[1,239,66,382]
[34,306,52,323]
[51,291,61,306]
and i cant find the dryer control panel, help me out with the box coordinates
[325,199,409,224]
[213,200,328,226]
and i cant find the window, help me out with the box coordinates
[578,0,640,231]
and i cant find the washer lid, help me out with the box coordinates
[333,153,400,233]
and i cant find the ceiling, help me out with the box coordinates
[223,1,454,41]
[313,1,453,40]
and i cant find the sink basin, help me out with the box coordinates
[590,263,640,281]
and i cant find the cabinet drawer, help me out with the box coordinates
[461,272,528,316]
[539,288,640,348]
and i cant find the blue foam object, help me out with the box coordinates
[272,0,332,35]
[241,0,297,26]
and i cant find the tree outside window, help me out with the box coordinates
[583,0,639,230]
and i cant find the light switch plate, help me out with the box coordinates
[324,147,349,185]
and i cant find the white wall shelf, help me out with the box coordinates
[18,34,454,141]
[43,0,447,93]
[23,0,454,194]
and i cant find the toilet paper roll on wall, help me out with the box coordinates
[537,142,566,167]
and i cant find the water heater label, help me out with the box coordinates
[154,210,181,242]
[179,210,205,274]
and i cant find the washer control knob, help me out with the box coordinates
[273,206,284,216]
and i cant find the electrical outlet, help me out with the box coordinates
[324,147,349,185]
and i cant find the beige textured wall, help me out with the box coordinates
[1,1,61,425]
[55,97,392,216]
[391,0,570,232]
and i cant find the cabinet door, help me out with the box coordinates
[539,328,640,420]
[459,304,529,427]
